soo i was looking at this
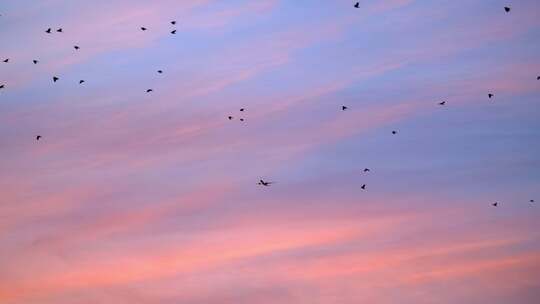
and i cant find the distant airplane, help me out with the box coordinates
[258,179,273,186]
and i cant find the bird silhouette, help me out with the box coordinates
[79,80,85,84]
[146,89,153,93]
[492,202,498,207]
[171,21,176,25]
[258,179,273,186]
[392,130,397,134]
[74,45,80,50]
[504,7,511,12]
[354,2,360,8]
[157,70,163,74]
[240,108,245,112]
[240,118,245,122]
[3,58,9,63]
[228,116,233,120]
[171,30,177,34]
[45,28,52,33]
[56,28,63,32]
[342,106,348,111]
[364,168,370,172]
[0,84,4,89]
[36,135,42,141]
[537,76,540,80]
[439,101,446,105]
[53,76,59,82]
[530,199,535,203]
[33,60,38,64]
[488,93,494,99]
[361,184,366,190]
[141,27,147,31]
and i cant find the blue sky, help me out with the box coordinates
[1,1,540,303]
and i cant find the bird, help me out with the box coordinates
[171,30,177,34]
[171,20,176,25]
[492,202,498,207]
[439,101,446,105]
[56,28,63,32]
[146,89,153,93]
[36,135,42,141]
[33,60,39,64]
[531,199,535,203]
[74,45,80,50]
[228,116,233,120]
[79,80,85,84]
[53,76,59,82]
[537,76,540,80]
[3,58,9,63]
[45,28,52,33]
[342,105,348,111]
[240,108,245,112]
[157,70,163,74]
[392,130,397,134]
[504,7,511,13]
[354,2,360,8]
[361,184,366,190]
[141,27,147,31]
[258,179,273,186]
[488,93,494,99]
[0,84,4,89]
[240,118,245,122]
[364,168,370,172]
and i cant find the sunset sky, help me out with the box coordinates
[1,0,540,303]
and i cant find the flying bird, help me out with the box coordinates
[504,6,511,12]
[364,168,370,172]
[342,105,348,111]
[492,202,498,207]
[258,179,273,186]
[171,30,177,34]
[361,184,366,190]
[354,2,360,8]
[439,101,446,105]
[56,28,63,32]
[79,80,85,84]
[531,199,535,203]
[537,76,540,80]
[33,60,39,64]
[488,93,494,99]
[36,135,42,141]
[146,89,153,93]
[45,28,52,33]
[157,70,163,74]
[141,27,147,31]
[3,58,9,63]
[240,118,245,122]
[392,130,397,134]
[74,45,80,50]
[228,116,233,120]
[53,76,59,82]
[171,21,176,25]
[239,108,245,112]
[0,84,4,89]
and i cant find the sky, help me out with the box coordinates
[1,0,540,303]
